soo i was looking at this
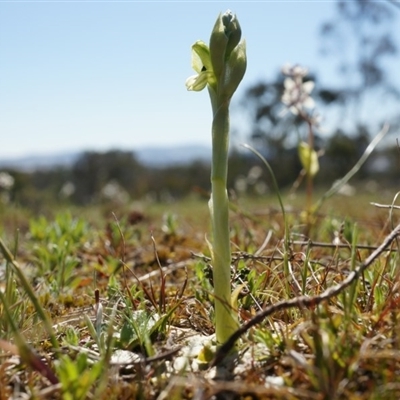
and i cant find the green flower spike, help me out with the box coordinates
[186,10,247,348]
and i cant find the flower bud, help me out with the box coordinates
[220,40,247,101]
[222,11,242,62]
[186,11,246,101]
[298,141,319,177]
[209,13,228,81]
[209,10,242,80]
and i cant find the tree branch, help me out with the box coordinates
[210,223,400,367]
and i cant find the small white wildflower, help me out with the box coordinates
[0,172,14,190]
[60,182,75,198]
[281,64,315,115]
[281,63,308,78]
[234,176,247,193]
[101,180,129,203]
[247,165,263,184]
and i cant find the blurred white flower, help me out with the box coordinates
[0,172,14,190]
[101,180,129,204]
[254,181,268,195]
[281,64,315,115]
[247,165,263,184]
[234,176,247,193]
[60,182,75,198]
[281,63,308,78]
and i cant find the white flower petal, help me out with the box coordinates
[283,77,295,90]
[191,51,203,74]
[281,92,292,105]
[185,72,208,91]
[281,63,293,75]
[302,80,315,94]
[303,96,315,109]
[185,75,199,90]
[293,65,308,77]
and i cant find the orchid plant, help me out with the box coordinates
[186,10,246,345]
[281,64,320,218]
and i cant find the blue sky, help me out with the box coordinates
[0,1,398,159]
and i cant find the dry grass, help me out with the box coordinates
[1,189,400,400]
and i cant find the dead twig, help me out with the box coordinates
[371,202,400,210]
[211,223,400,367]
[290,240,398,252]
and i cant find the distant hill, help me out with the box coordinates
[0,145,211,171]
[135,145,210,166]
[0,152,80,171]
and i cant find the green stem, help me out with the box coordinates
[210,100,239,345]
[0,238,59,350]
